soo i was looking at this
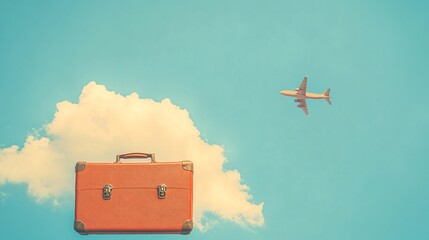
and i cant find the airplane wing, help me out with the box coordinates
[297,76,307,96]
[297,99,309,115]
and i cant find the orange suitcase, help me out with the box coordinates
[74,153,193,235]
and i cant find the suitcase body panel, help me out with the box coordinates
[74,161,193,234]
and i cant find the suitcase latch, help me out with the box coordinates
[157,184,167,199]
[103,184,113,200]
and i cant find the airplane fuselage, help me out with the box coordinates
[280,90,330,100]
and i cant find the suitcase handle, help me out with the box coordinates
[115,153,156,163]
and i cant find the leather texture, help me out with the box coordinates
[74,161,193,234]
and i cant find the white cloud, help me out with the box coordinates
[0,81,264,230]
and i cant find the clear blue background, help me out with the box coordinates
[1,0,428,239]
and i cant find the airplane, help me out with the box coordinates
[280,76,331,115]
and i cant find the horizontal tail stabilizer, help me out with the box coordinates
[325,98,332,105]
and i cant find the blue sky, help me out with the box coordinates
[1,0,429,239]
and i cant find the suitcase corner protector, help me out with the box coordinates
[74,220,88,235]
[181,161,193,172]
[181,219,193,235]
[75,162,87,173]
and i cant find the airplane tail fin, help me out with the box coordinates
[323,89,332,105]
[323,88,330,96]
